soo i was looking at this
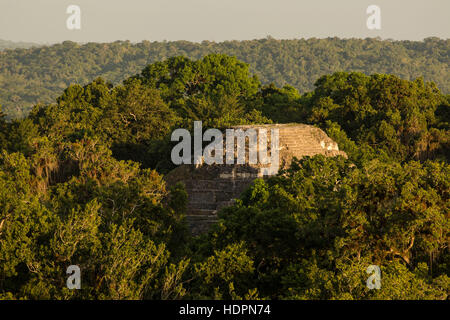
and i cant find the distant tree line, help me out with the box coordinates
[0,39,38,51]
[0,37,448,119]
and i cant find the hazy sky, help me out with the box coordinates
[1,0,449,43]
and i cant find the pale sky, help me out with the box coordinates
[0,0,449,43]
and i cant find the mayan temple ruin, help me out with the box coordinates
[165,123,347,234]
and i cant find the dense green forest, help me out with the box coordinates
[0,37,449,119]
[0,53,448,299]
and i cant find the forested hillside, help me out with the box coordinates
[0,54,448,299]
[0,37,448,119]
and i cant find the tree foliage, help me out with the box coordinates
[0,53,448,300]
[197,156,449,299]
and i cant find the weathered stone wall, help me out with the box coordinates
[165,123,347,234]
